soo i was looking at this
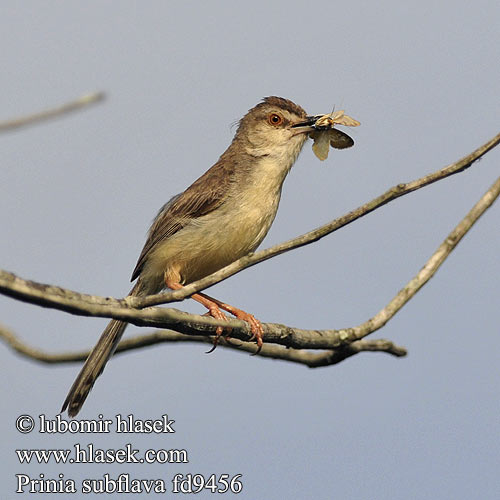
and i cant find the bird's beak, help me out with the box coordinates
[290,115,322,131]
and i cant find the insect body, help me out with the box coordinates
[310,110,360,161]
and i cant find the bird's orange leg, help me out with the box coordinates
[166,281,228,352]
[198,292,264,354]
[166,281,263,354]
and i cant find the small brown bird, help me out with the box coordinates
[62,96,351,417]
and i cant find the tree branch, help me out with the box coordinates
[0,92,105,132]
[0,322,407,368]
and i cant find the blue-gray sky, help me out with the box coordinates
[1,1,499,498]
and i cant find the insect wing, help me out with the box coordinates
[329,110,345,122]
[333,114,360,127]
[328,129,354,149]
[311,130,331,160]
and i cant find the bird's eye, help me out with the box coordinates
[268,113,283,126]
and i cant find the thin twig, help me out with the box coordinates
[0,92,106,132]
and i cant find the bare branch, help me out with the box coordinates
[0,323,407,368]
[0,271,130,315]
[331,173,500,345]
[257,172,500,350]
[0,92,105,132]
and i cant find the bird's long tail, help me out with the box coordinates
[61,280,148,417]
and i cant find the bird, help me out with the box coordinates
[62,96,335,417]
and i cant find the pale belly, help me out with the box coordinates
[142,191,281,286]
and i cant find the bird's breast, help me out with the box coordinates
[143,156,292,286]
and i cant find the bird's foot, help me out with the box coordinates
[228,308,263,355]
[203,314,245,353]
[202,304,230,354]
[165,282,264,355]
[200,299,264,354]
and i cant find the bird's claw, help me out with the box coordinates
[199,298,264,355]
[231,310,263,355]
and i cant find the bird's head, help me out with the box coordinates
[234,96,318,161]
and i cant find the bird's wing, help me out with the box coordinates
[131,160,231,281]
